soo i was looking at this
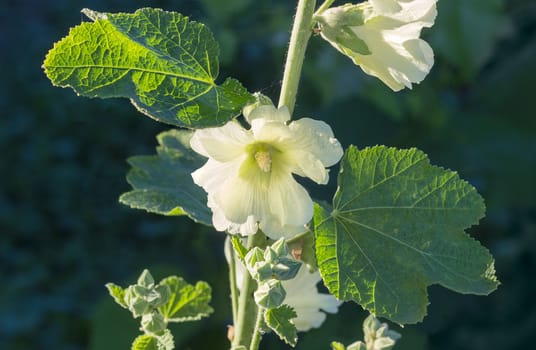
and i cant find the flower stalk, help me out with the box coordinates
[278,0,317,116]
[232,232,265,348]
[249,306,265,350]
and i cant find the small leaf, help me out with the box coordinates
[264,305,298,347]
[43,8,253,128]
[131,330,174,350]
[132,334,158,350]
[106,283,128,309]
[315,146,499,324]
[331,342,347,350]
[230,235,248,262]
[158,276,214,322]
[119,129,212,225]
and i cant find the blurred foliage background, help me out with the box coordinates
[1,0,535,349]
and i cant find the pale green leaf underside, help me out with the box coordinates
[264,305,298,347]
[119,129,212,225]
[158,276,213,322]
[315,146,498,324]
[43,8,252,128]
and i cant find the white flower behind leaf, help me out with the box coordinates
[316,0,438,91]
[191,104,343,239]
[281,265,342,332]
[225,238,342,332]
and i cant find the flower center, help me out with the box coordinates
[254,150,272,172]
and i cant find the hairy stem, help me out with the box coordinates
[232,232,265,349]
[228,239,239,323]
[278,0,317,116]
[249,307,265,350]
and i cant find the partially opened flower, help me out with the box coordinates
[191,105,343,239]
[316,0,437,91]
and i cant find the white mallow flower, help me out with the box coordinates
[190,105,343,239]
[316,0,438,91]
[225,238,342,332]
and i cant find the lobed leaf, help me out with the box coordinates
[315,146,499,324]
[119,129,212,225]
[43,8,253,128]
[158,276,213,322]
[264,305,298,347]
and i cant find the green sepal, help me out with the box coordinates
[315,145,499,324]
[158,276,214,322]
[336,27,371,56]
[264,305,298,347]
[119,129,212,225]
[105,282,128,309]
[43,8,253,128]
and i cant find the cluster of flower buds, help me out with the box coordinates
[123,269,170,319]
[244,238,302,308]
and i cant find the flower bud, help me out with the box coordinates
[141,311,167,335]
[254,279,286,309]
[137,269,155,288]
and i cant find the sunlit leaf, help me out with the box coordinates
[43,8,253,128]
[158,276,213,322]
[106,282,128,309]
[315,146,499,324]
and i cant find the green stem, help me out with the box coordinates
[278,0,317,116]
[249,307,265,350]
[228,238,239,323]
[315,0,335,16]
[232,232,265,349]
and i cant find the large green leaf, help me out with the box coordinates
[158,276,213,322]
[315,146,498,324]
[119,129,212,225]
[43,8,252,128]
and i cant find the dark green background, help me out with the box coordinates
[1,0,535,349]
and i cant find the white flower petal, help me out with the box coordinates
[371,0,437,23]
[214,174,268,227]
[191,158,242,196]
[246,105,290,125]
[190,121,253,162]
[281,118,343,184]
[288,118,344,167]
[282,266,342,332]
[292,309,327,331]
